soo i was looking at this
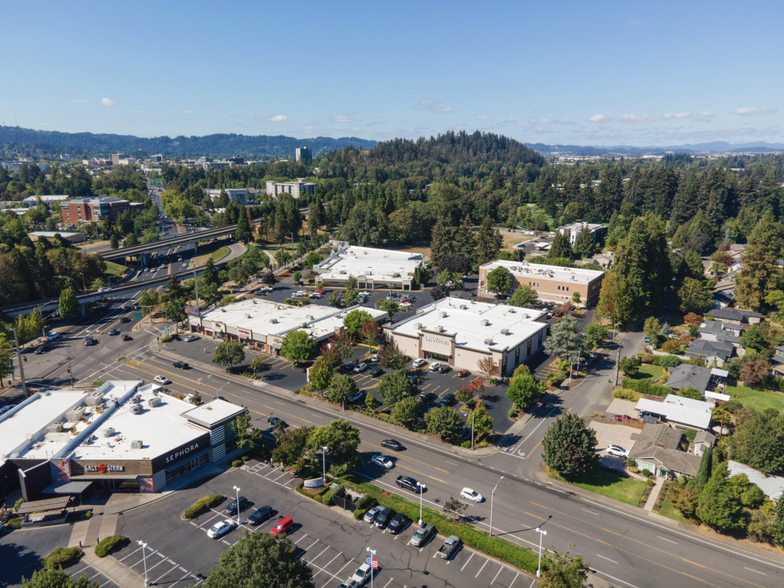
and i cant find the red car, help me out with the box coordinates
[457,370,470,377]
[614,414,635,421]
[122,334,131,341]
[271,516,293,536]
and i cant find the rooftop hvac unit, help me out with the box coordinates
[481,319,489,326]
[46,422,64,433]
[501,328,509,335]
[571,275,576,280]
[507,308,516,313]
[103,427,116,438]
[270,318,278,324]
[435,325,443,332]
[130,404,142,414]
[66,407,86,421]
[525,314,530,319]
[131,440,143,449]
[484,338,494,345]
[148,397,162,408]
[415,323,422,329]
[85,392,103,406]
[245,313,252,319]
[393,272,400,277]
[300,322,308,328]
[439,311,447,318]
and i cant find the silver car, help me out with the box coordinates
[409,522,435,547]
[363,506,382,524]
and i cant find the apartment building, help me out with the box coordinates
[265,179,316,199]
[60,196,143,224]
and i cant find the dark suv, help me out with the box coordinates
[373,507,396,529]
[436,393,455,408]
[224,496,248,515]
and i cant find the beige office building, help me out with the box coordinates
[478,260,604,307]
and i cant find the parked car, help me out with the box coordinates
[461,488,485,503]
[427,362,442,372]
[153,375,170,385]
[350,563,374,586]
[173,361,189,369]
[270,516,294,536]
[387,512,411,535]
[370,354,378,362]
[436,393,455,408]
[437,365,451,374]
[373,507,396,529]
[353,363,368,373]
[644,336,651,343]
[108,328,119,336]
[408,522,435,547]
[457,369,470,378]
[381,439,403,451]
[417,392,436,404]
[412,358,426,368]
[207,519,235,539]
[606,445,629,458]
[371,455,394,469]
[437,535,462,560]
[248,506,273,526]
[268,416,287,428]
[614,414,635,422]
[122,334,131,341]
[224,496,248,515]
[348,389,365,403]
[363,506,383,524]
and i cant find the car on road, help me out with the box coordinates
[437,535,462,560]
[427,362,442,372]
[457,369,470,378]
[373,507,396,529]
[248,506,273,526]
[84,336,94,346]
[34,346,47,355]
[172,361,189,369]
[371,455,394,469]
[268,416,288,428]
[224,496,248,515]
[120,316,131,323]
[363,506,383,524]
[207,519,235,539]
[396,476,421,492]
[153,375,170,385]
[108,328,119,336]
[270,516,294,536]
[606,445,629,458]
[409,522,436,547]
[183,334,198,342]
[47,332,60,341]
[381,439,403,451]
[412,358,426,368]
[369,367,383,378]
[122,334,131,341]
[97,287,111,293]
[461,488,485,503]
[387,512,411,535]
[353,362,368,373]
[350,563,374,586]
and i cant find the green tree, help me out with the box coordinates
[309,357,333,392]
[486,266,513,294]
[139,289,160,309]
[509,284,538,307]
[542,413,598,478]
[235,209,252,244]
[345,275,358,290]
[506,366,545,410]
[204,530,314,588]
[728,410,784,475]
[212,341,245,370]
[584,323,607,348]
[141,228,160,244]
[469,401,494,437]
[280,330,317,363]
[596,271,637,326]
[391,396,422,427]
[425,406,464,440]
[619,355,641,377]
[275,248,292,267]
[272,426,313,465]
[378,340,409,369]
[365,393,379,410]
[679,385,703,400]
[343,310,373,335]
[165,297,186,332]
[548,231,573,260]
[378,370,414,407]
[59,287,77,318]
[377,299,400,321]
[203,257,219,287]
[644,317,662,344]
[543,317,586,364]
[249,356,265,374]
[109,233,119,250]
[474,217,503,265]
[775,493,784,546]
[678,277,713,315]
[232,411,262,454]
[735,210,783,311]
[304,251,322,270]
[572,229,595,259]
[694,446,712,491]
[696,462,745,532]
[308,420,361,476]
[328,291,343,308]
[124,232,138,247]
[537,549,589,588]
[21,567,98,588]
[327,374,357,409]
[0,335,14,387]
[90,277,107,291]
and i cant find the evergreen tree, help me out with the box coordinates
[735,210,783,311]
[597,271,636,325]
[696,462,744,532]
[235,208,252,243]
[544,317,587,364]
[694,446,712,492]
[109,233,119,249]
[572,228,595,259]
[548,231,573,260]
[775,493,784,546]
[542,414,598,478]
[203,257,219,287]
[474,216,503,265]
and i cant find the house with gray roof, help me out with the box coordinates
[728,461,784,501]
[693,430,716,457]
[629,424,702,478]
[685,339,735,367]
[699,320,742,340]
[666,365,712,394]
[706,308,763,326]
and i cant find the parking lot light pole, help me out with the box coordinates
[535,527,548,577]
[232,485,241,526]
[366,547,376,588]
[322,446,328,481]
[416,482,424,526]
[489,475,505,537]
[138,540,149,586]
[9,328,27,397]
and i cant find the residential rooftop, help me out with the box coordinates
[635,394,715,430]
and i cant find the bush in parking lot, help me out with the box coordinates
[231,460,243,468]
[44,546,83,569]
[183,494,224,519]
[161,334,176,343]
[94,535,127,558]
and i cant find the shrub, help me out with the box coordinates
[14,498,25,512]
[4,517,22,530]
[627,458,636,468]
[646,479,656,488]
[183,494,224,519]
[629,466,639,473]
[612,388,641,401]
[44,547,82,569]
[640,354,654,364]
[231,460,243,467]
[241,455,250,462]
[641,469,653,478]
[161,334,176,343]
[622,378,671,397]
[654,354,682,368]
[508,408,517,418]
[94,535,127,558]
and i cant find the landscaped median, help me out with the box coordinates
[94,535,128,558]
[182,494,224,520]
[296,476,539,575]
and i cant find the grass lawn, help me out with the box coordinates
[635,364,665,380]
[103,260,128,279]
[727,385,784,413]
[190,245,230,268]
[657,497,689,524]
[550,468,647,506]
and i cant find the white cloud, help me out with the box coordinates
[528,118,576,126]
[663,112,692,119]
[588,113,660,123]
[268,114,287,122]
[503,117,516,123]
[243,111,287,122]
[177,109,192,114]
[331,114,353,123]
[731,107,777,116]
[588,114,607,123]
[73,99,90,103]
[476,115,488,120]
[697,111,715,118]
[412,100,452,113]
[100,98,116,106]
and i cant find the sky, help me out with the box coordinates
[2,0,782,147]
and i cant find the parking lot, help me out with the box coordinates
[113,465,528,588]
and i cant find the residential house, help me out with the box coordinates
[728,461,784,501]
[713,291,733,309]
[706,308,763,326]
[684,339,735,367]
[771,346,784,376]
[628,424,702,479]
[665,365,712,394]
[634,394,715,431]
[692,430,716,457]
[699,320,743,340]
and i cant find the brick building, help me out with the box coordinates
[60,196,142,224]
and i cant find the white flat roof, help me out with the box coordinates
[635,394,715,429]
[72,388,207,462]
[480,260,604,283]
[181,399,245,428]
[391,298,547,353]
[316,245,423,283]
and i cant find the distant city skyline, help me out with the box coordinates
[1,0,781,147]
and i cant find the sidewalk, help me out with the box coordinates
[644,476,664,512]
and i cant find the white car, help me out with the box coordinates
[207,519,235,539]
[295,290,307,297]
[606,445,629,458]
[370,354,378,362]
[46,332,60,341]
[353,363,368,373]
[428,362,442,372]
[461,488,485,503]
[412,358,426,368]
[371,455,394,469]
[359,291,370,297]
[351,563,373,586]
[97,287,111,293]
[153,375,170,385]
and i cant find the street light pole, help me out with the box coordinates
[9,328,26,397]
[322,446,328,481]
[471,410,475,450]
[489,475,504,537]
[66,356,74,387]
[416,482,424,526]
[366,547,376,588]
[138,540,149,586]
[535,527,548,577]
[232,485,241,526]
[192,269,203,330]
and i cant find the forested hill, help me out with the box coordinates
[0,126,377,159]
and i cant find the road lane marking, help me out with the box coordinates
[745,568,767,576]
[509,572,519,587]
[581,508,598,516]
[656,536,678,545]
[596,554,618,564]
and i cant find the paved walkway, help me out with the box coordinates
[644,476,665,512]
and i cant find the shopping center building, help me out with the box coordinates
[313,242,426,291]
[383,298,548,377]
[0,381,245,500]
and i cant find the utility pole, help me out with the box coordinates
[614,341,622,386]
[66,356,74,387]
[192,270,203,330]
[10,328,26,397]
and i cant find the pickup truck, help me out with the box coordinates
[437,535,461,560]
[396,476,421,492]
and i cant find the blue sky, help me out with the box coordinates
[2,0,782,146]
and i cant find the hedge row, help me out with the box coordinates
[183,494,224,519]
[44,547,82,569]
[94,535,127,558]
[622,378,671,397]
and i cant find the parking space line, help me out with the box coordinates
[168,570,195,588]
[307,545,330,563]
[118,546,143,562]
[145,557,173,573]
[312,552,343,577]
[509,572,519,587]
[323,560,354,588]
[381,579,394,588]
[152,562,179,585]
[475,558,489,578]
[283,477,297,487]
[491,565,504,584]
[270,471,290,484]
[291,533,309,545]
[304,538,320,551]
[460,552,475,570]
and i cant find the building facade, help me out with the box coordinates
[295,147,312,163]
[60,196,143,224]
[266,179,316,199]
[313,243,425,291]
[203,188,248,205]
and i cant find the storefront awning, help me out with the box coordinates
[69,474,139,481]
[42,481,93,495]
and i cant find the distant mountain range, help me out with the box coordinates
[524,141,784,156]
[0,126,377,158]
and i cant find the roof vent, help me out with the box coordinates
[66,407,86,421]
[46,422,64,433]
[130,404,142,414]
[481,319,489,326]
[415,323,422,330]
[85,392,103,406]
[131,440,143,449]
[245,313,252,319]
[501,328,509,335]
[484,338,494,345]
[460,304,467,310]
[439,311,447,318]
[270,318,278,324]
[103,427,116,438]
[300,322,308,328]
